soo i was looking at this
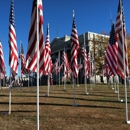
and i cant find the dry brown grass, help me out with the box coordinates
[0,84,130,130]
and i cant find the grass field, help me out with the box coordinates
[0,83,130,130]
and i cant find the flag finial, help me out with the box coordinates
[72,10,75,18]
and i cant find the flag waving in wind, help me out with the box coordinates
[19,43,30,75]
[43,23,52,75]
[70,10,79,78]
[8,0,18,77]
[81,46,89,78]
[115,0,129,79]
[62,45,69,78]
[105,23,118,76]
[26,0,44,74]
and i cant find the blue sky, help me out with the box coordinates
[0,0,130,76]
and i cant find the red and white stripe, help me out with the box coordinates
[102,63,112,79]
[81,47,89,78]
[52,59,59,75]
[20,44,30,76]
[43,24,52,75]
[26,0,44,74]
[0,40,6,75]
[70,11,79,78]
[105,23,118,76]
[115,0,129,79]
[8,1,18,77]
[62,46,69,78]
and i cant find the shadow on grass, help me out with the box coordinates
[0,101,122,110]
[48,95,125,103]
[0,110,36,114]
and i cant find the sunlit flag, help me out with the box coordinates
[8,0,18,77]
[81,46,89,78]
[115,0,129,79]
[105,23,118,76]
[26,0,44,74]
[70,11,79,78]
[43,24,52,75]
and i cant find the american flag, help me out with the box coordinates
[115,0,129,79]
[52,59,59,75]
[62,45,69,78]
[81,46,89,78]
[0,40,6,75]
[26,0,44,74]
[19,43,30,75]
[105,23,118,76]
[68,62,72,74]
[43,24,52,75]
[70,11,79,78]
[102,63,112,79]
[89,54,95,77]
[8,0,18,77]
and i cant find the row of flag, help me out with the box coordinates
[6,0,95,83]
[0,0,129,128]
[0,0,128,84]
[102,0,129,80]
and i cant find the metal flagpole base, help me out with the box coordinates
[115,91,118,93]
[45,94,49,97]
[127,121,130,124]
[119,99,123,102]
[85,92,89,95]
[118,99,120,102]
[73,103,78,107]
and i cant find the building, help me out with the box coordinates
[51,31,109,84]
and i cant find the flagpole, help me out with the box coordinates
[114,76,118,93]
[9,68,11,115]
[63,69,66,91]
[90,52,92,90]
[73,76,77,106]
[83,34,89,95]
[36,1,40,130]
[119,1,130,123]
[64,76,66,91]
[84,59,88,94]
[0,73,1,88]
[28,73,30,87]
[117,82,120,101]
[47,74,50,96]
[59,51,60,86]
[20,41,22,90]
